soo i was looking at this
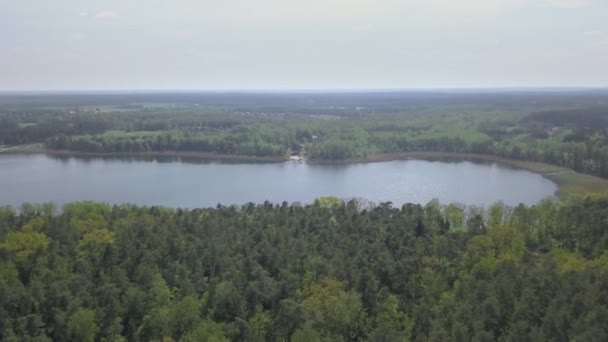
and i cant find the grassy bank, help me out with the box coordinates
[0,143,47,153]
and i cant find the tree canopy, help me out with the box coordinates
[1,197,607,341]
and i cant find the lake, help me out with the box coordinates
[0,154,557,208]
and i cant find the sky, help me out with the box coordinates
[1,0,607,91]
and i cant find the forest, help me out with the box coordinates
[2,92,608,341]
[3,91,608,176]
[1,196,608,341]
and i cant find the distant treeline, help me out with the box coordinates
[4,96,608,176]
[45,130,292,157]
[47,122,608,177]
[0,108,234,146]
[1,197,607,341]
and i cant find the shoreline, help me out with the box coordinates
[3,145,608,197]
[306,151,568,174]
[0,144,568,171]
[0,145,286,163]
[307,152,608,197]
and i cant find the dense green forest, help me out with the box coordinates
[1,196,607,341]
[3,91,608,176]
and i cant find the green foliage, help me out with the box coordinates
[4,93,608,179]
[182,320,228,342]
[1,197,608,340]
[247,305,272,342]
[67,309,97,342]
[292,324,327,342]
[302,278,366,340]
[313,196,342,208]
[212,281,245,322]
[137,307,171,341]
[169,296,201,340]
[0,230,49,263]
[46,129,290,157]
[79,228,115,260]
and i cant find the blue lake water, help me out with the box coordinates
[0,154,557,208]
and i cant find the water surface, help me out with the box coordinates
[0,154,557,208]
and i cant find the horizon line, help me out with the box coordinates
[1,86,608,95]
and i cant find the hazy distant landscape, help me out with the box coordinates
[3,90,608,197]
[2,90,608,341]
[3,0,608,340]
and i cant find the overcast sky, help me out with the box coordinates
[1,0,607,90]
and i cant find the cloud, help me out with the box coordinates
[546,0,590,8]
[78,11,89,17]
[584,30,608,49]
[170,0,597,28]
[352,24,373,32]
[173,29,194,39]
[95,10,119,20]
[425,0,592,11]
[424,0,592,13]
[68,33,86,42]
[584,30,601,36]
[425,0,527,13]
